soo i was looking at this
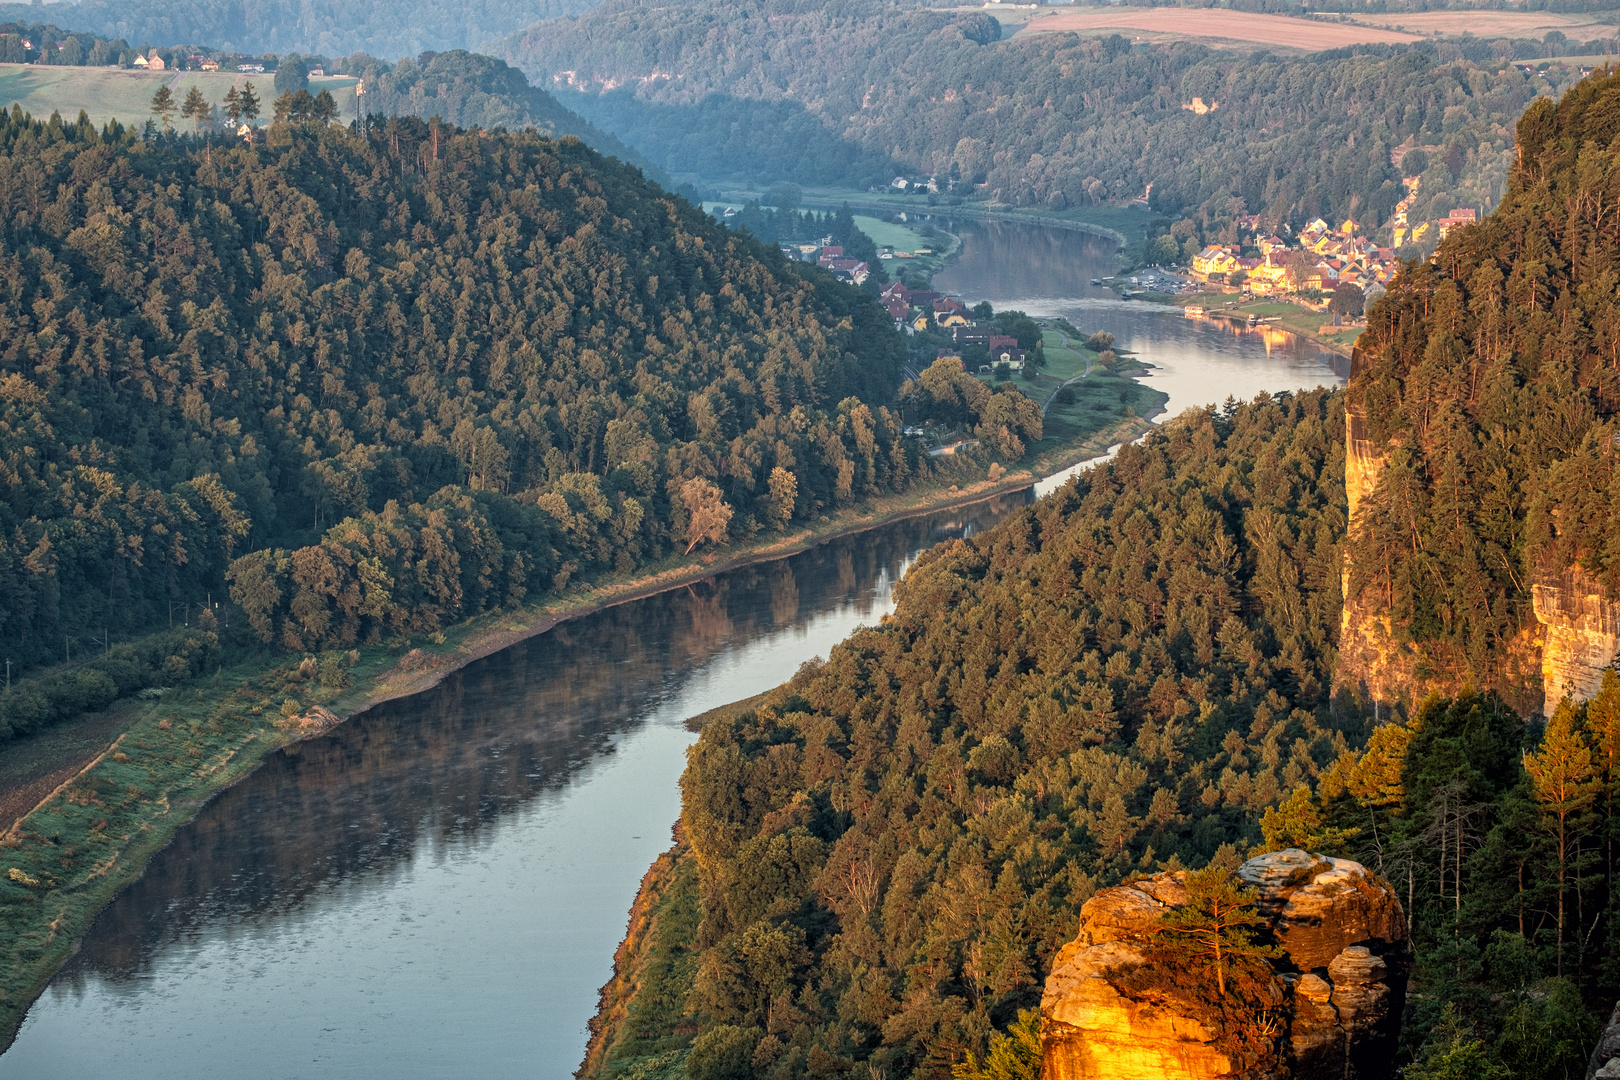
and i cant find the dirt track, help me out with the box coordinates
[1014,8,1421,49]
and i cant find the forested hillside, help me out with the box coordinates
[336,50,658,177]
[501,0,1577,247]
[0,0,592,60]
[594,391,1353,1077]
[0,106,1007,701]
[595,390,1620,1080]
[1343,70,1620,703]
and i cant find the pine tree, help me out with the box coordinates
[149,84,175,132]
[223,85,242,126]
[239,81,261,123]
[181,86,208,132]
[1523,700,1600,974]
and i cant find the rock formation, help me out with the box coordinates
[1589,1000,1620,1080]
[1337,404,1601,718]
[1041,849,1408,1080]
[1533,565,1620,717]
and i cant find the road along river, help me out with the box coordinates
[0,217,1344,1079]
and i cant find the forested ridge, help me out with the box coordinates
[0,106,1034,730]
[1344,70,1620,697]
[0,0,595,61]
[333,50,660,178]
[501,0,1578,245]
[598,391,1355,1077]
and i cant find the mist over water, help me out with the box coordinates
[2,216,1346,1079]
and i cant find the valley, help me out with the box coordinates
[0,2,1618,1078]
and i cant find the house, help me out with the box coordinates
[1438,208,1477,238]
[891,177,910,191]
[953,326,996,346]
[885,299,909,326]
[912,312,932,333]
[987,334,1018,354]
[991,346,1027,370]
[1190,245,1239,281]
[308,67,324,77]
[147,52,166,70]
[199,58,219,71]
[1246,259,1290,296]
[132,54,149,68]
[238,63,265,73]
[933,298,971,327]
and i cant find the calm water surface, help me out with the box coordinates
[2,217,1346,1079]
[930,218,1347,494]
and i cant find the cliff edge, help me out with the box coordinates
[1040,849,1408,1080]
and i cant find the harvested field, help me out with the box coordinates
[1014,7,1421,49]
[1349,11,1616,41]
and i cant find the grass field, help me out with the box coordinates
[1013,7,1420,49]
[0,64,359,130]
[1348,11,1615,41]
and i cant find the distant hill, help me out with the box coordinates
[0,0,596,58]
[499,0,1589,251]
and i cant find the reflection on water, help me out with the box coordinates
[930,216,1348,495]
[931,216,1347,411]
[2,495,1026,1080]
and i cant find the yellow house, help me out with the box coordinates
[912,312,932,333]
[1190,245,1238,280]
[1246,260,1290,296]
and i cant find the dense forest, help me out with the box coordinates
[598,391,1353,1077]
[0,20,135,65]
[0,0,591,60]
[0,106,1040,719]
[1344,70,1620,699]
[500,0,1587,247]
[330,50,659,177]
[590,389,1619,1080]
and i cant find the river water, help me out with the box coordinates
[0,218,1345,1079]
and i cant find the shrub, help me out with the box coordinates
[687,1025,761,1080]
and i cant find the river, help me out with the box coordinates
[0,218,1345,1079]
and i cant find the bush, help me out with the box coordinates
[687,1025,761,1080]
[1055,385,1077,405]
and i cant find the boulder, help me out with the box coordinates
[1041,849,1408,1080]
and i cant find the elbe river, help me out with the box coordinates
[0,218,1344,1078]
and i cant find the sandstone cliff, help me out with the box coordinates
[1337,406,1606,718]
[1041,849,1407,1080]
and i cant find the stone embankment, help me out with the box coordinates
[1040,848,1407,1080]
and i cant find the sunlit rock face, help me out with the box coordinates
[1533,565,1620,718]
[1040,849,1408,1080]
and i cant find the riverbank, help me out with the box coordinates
[1148,287,1362,356]
[0,419,1167,1050]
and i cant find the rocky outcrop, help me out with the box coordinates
[1337,406,1577,719]
[1041,849,1408,1080]
[1533,565,1620,717]
[1589,1000,1620,1080]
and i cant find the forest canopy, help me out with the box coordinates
[0,106,1018,694]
